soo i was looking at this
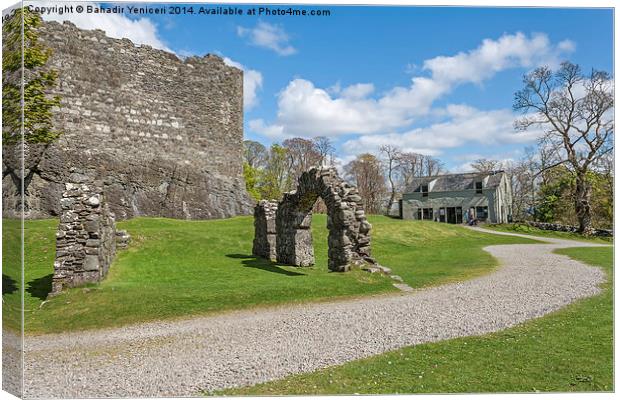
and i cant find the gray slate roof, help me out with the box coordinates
[405,171,505,193]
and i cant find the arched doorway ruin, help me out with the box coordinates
[253,167,377,272]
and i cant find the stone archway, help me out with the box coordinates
[253,167,377,272]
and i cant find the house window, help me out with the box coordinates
[475,181,483,194]
[438,207,446,223]
[416,208,433,220]
[421,184,429,197]
[456,207,463,224]
[476,206,488,220]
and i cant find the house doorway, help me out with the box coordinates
[446,207,463,224]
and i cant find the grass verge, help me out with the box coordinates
[486,222,612,244]
[218,246,613,394]
[3,216,537,333]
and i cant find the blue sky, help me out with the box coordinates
[37,3,613,171]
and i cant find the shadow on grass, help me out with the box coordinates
[2,274,18,296]
[226,254,306,276]
[26,274,53,300]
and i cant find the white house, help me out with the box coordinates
[400,171,513,224]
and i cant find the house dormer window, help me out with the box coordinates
[475,181,483,194]
[421,184,429,197]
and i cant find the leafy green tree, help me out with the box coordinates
[259,144,291,200]
[243,162,261,201]
[589,171,613,229]
[535,167,574,223]
[535,166,612,229]
[3,7,61,144]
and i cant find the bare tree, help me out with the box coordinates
[470,158,502,173]
[310,137,335,213]
[282,137,323,181]
[503,156,532,221]
[396,152,423,188]
[514,62,613,234]
[518,147,542,220]
[243,140,268,169]
[344,154,387,214]
[396,152,444,189]
[379,145,402,215]
[422,155,445,177]
[313,136,335,166]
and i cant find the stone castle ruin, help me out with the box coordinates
[2,20,252,220]
[2,19,255,293]
[253,167,385,272]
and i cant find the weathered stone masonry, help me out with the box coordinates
[254,167,381,272]
[252,200,278,261]
[51,171,117,295]
[2,20,253,220]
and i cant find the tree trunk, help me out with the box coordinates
[386,189,395,216]
[575,173,593,235]
[385,161,395,216]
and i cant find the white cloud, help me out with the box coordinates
[341,83,375,99]
[450,152,519,173]
[341,106,546,157]
[223,57,263,109]
[237,21,297,56]
[452,162,482,173]
[250,32,574,139]
[422,32,569,86]
[248,119,284,138]
[558,39,577,53]
[332,155,357,176]
[249,79,412,138]
[35,1,171,52]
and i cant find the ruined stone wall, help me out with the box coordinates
[2,20,252,220]
[252,200,278,261]
[272,167,376,272]
[51,171,116,295]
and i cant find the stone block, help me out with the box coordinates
[86,239,100,247]
[86,195,100,206]
[82,255,100,271]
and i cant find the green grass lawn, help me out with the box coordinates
[2,218,22,333]
[2,216,538,334]
[219,246,613,395]
[486,222,613,244]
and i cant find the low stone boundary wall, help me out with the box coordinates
[525,221,613,237]
[51,173,117,295]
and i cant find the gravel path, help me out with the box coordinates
[22,228,609,398]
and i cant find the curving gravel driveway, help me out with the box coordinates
[22,228,609,398]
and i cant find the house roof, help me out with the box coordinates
[404,171,505,193]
